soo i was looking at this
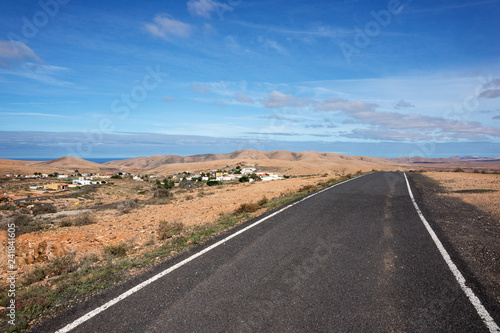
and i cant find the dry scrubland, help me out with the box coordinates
[1,151,500,331]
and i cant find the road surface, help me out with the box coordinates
[36,172,498,332]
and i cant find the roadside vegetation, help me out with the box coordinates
[0,171,365,332]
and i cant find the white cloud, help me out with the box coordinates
[0,112,72,118]
[263,91,313,108]
[163,95,177,102]
[144,14,192,40]
[236,93,253,104]
[258,37,289,55]
[480,89,500,98]
[187,0,232,18]
[480,78,500,98]
[394,99,415,109]
[191,84,211,93]
[0,40,43,68]
[261,91,500,141]
[0,62,72,86]
[345,128,433,141]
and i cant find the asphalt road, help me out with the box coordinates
[38,172,497,332]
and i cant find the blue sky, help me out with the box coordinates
[1,0,499,159]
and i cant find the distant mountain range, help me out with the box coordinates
[2,150,500,175]
[102,149,393,170]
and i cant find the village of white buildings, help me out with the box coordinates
[2,164,285,195]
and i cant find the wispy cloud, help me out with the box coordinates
[187,0,232,18]
[0,63,72,86]
[479,78,500,98]
[263,91,313,108]
[235,93,253,104]
[144,14,192,40]
[163,95,177,102]
[0,112,73,118]
[258,37,289,55]
[394,99,415,109]
[260,91,500,141]
[0,41,43,68]
[191,84,211,93]
[406,0,500,14]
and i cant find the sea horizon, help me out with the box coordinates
[4,158,133,163]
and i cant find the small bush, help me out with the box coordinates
[10,213,46,235]
[454,168,465,172]
[153,189,173,198]
[239,176,250,183]
[46,252,78,277]
[158,221,184,240]
[185,195,194,200]
[257,196,268,206]
[23,266,46,285]
[299,185,315,193]
[118,199,140,213]
[32,203,57,216]
[234,202,260,214]
[72,214,96,226]
[0,202,18,211]
[59,219,73,227]
[207,180,222,186]
[103,242,128,257]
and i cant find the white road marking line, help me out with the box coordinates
[55,174,367,332]
[404,172,500,333]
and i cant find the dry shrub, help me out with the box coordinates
[158,221,185,240]
[0,202,18,211]
[234,202,260,214]
[257,196,268,206]
[298,185,315,193]
[72,214,96,226]
[153,189,173,198]
[103,242,128,257]
[32,203,57,215]
[118,199,140,213]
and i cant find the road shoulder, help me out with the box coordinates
[407,172,500,324]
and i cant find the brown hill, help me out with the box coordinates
[28,156,120,173]
[108,149,400,176]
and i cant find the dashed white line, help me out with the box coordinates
[55,174,367,332]
[404,172,500,333]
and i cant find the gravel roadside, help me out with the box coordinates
[407,172,500,324]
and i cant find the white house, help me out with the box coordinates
[261,174,284,181]
[58,174,69,179]
[73,177,92,185]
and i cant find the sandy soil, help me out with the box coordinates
[425,172,500,220]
